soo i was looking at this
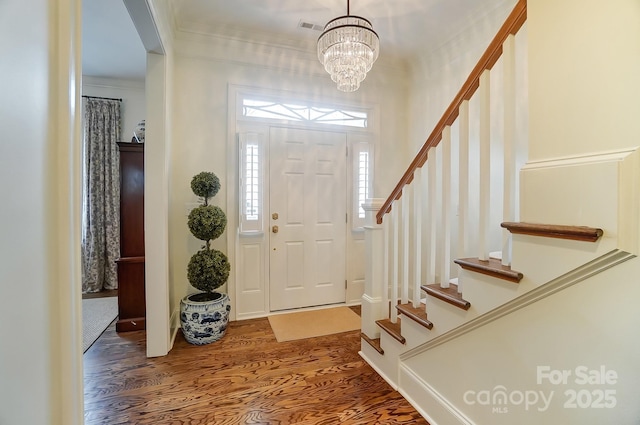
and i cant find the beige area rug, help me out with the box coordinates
[268,306,361,342]
[82,297,118,353]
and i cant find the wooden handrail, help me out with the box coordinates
[376,0,527,224]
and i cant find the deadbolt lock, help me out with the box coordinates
[272,225,279,233]
[272,213,279,220]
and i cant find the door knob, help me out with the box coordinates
[272,213,279,220]
[272,225,279,233]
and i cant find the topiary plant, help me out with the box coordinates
[187,171,230,301]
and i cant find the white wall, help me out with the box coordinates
[408,0,518,154]
[0,0,83,423]
[168,31,411,317]
[528,0,640,161]
[82,76,146,143]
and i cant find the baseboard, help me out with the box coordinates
[235,311,269,321]
[237,303,360,321]
[399,363,474,425]
[359,349,398,390]
[169,307,180,349]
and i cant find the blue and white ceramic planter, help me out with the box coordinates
[180,292,231,345]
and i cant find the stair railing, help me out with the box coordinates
[362,0,527,340]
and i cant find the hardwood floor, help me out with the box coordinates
[84,311,429,424]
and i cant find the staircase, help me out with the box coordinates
[358,0,640,423]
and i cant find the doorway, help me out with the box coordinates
[268,127,347,311]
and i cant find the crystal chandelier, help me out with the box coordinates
[317,0,379,92]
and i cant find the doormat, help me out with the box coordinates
[268,306,360,342]
[82,297,118,353]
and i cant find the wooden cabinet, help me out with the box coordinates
[116,142,146,332]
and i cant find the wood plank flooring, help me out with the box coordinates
[84,311,429,424]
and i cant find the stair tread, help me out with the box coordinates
[396,303,433,330]
[422,283,471,310]
[501,221,603,242]
[376,318,406,344]
[454,257,523,283]
[360,333,384,355]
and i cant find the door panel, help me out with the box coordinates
[269,127,347,311]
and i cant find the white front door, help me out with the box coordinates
[269,127,347,311]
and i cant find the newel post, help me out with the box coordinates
[362,198,386,339]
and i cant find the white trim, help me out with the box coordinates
[144,51,171,357]
[399,364,475,425]
[124,0,165,54]
[236,301,361,321]
[82,75,146,89]
[359,350,399,390]
[521,147,639,168]
[142,0,174,357]
[170,306,181,346]
[52,0,84,422]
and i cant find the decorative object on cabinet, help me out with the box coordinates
[132,119,145,143]
[180,171,231,345]
[115,142,146,332]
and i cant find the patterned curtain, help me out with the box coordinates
[82,98,121,293]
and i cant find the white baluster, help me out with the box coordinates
[458,100,470,293]
[426,148,437,288]
[441,127,452,289]
[402,186,410,305]
[478,69,491,261]
[413,167,423,308]
[382,208,390,320]
[502,34,516,266]
[391,199,400,323]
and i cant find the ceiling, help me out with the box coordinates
[82,0,146,80]
[82,0,513,81]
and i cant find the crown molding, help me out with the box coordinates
[82,75,146,90]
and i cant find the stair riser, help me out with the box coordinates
[399,317,436,349]
[510,234,614,285]
[459,270,521,314]
[423,297,472,336]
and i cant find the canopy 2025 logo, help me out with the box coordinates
[463,365,617,414]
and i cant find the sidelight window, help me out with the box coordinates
[239,132,263,233]
[352,141,373,229]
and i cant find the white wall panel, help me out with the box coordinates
[236,240,267,318]
[285,242,305,289]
